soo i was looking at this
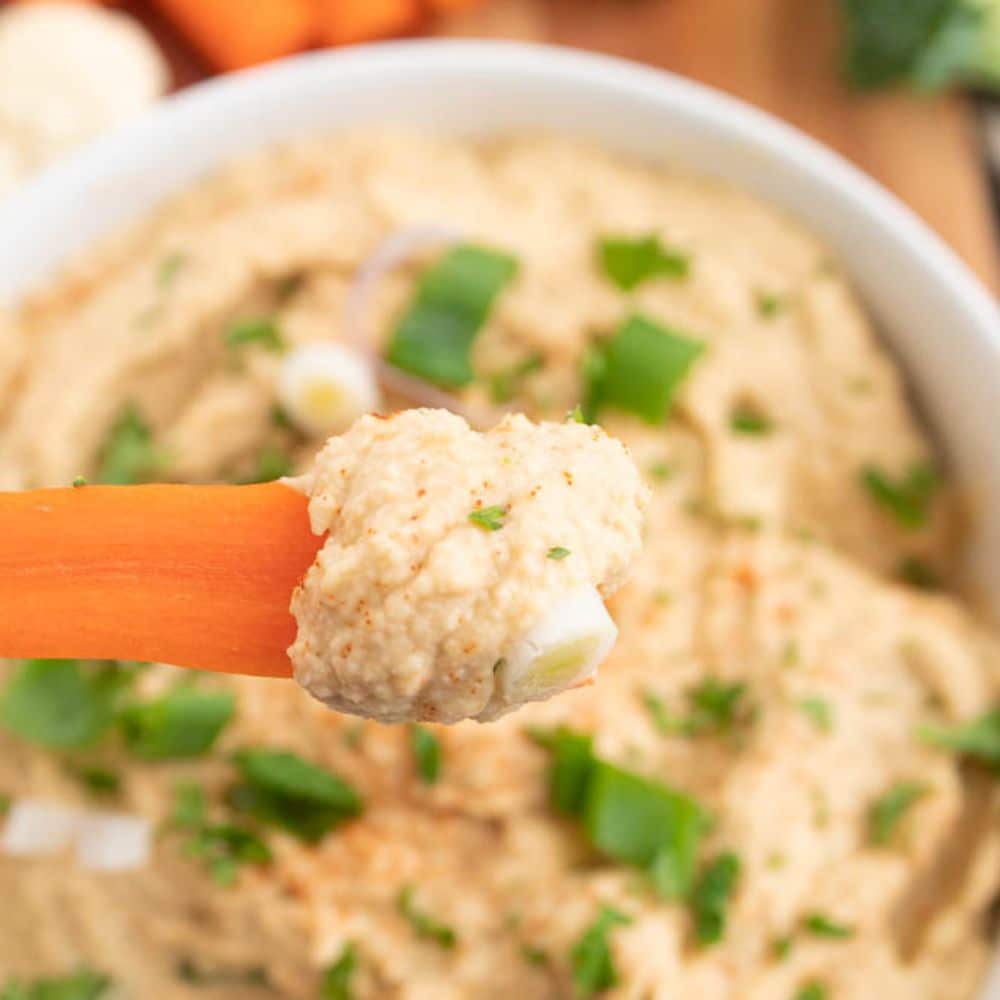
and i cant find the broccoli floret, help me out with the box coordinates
[841,0,1000,91]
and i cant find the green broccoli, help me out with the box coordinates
[840,0,1000,91]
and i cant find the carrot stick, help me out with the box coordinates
[0,483,321,678]
[316,0,420,45]
[152,0,318,71]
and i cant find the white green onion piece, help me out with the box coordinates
[496,586,618,705]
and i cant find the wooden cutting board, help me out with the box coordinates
[440,0,1000,294]
[128,0,999,293]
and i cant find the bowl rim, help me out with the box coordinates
[0,38,997,331]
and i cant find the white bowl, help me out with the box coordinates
[0,40,997,992]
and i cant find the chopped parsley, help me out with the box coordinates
[648,460,675,482]
[547,546,571,560]
[242,446,294,484]
[488,353,544,404]
[157,252,187,290]
[598,234,690,290]
[690,852,741,945]
[868,781,929,845]
[729,404,773,435]
[409,725,441,785]
[898,555,941,590]
[169,782,272,887]
[567,404,585,424]
[521,944,549,966]
[568,906,632,997]
[535,727,707,900]
[397,885,456,948]
[918,707,1000,770]
[386,244,518,388]
[224,317,285,353]
[795,982,828,1000]
[0,968,111,1000]
[65,763,121,798]
[797,697,834,733]
[771,935,793,961]
[320,943,358,1000]
[119,687,235,760]
[584,314,704,425]
[861,461,939,529]
[97,404,164,484]
[71,476,87,488]
[756,291,785,318]
[803,912,854,939]
[641,681,749,739]
[1,659,134,750]
[228,748,363,843]
[468,504,507,532]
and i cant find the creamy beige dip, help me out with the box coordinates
[288,408,648,723]
[0,132,996,1000]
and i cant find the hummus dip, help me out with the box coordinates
[289,408,648,723]
[0,132,996,1000]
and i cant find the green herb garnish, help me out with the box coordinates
[175,959,270,989]
[157,252,187,290]
[71,476,87,488]
[771,935,793,961]
[410,725,441,785]
[0,968,111,1000]
[119,687,235,760]
[224,318,285,353]
[547,546,571,560]
[690,852,741,945]
[861,461,939,529]
[803,912,854,939]
[598,235,690,290]
[684,679,748,736]
[228,748,363,843]
[918,707,1000,769]
[66,764,121,798]
[241,446,294,484]
[1,660,134,749]
[584,314,703,425]
[568,906,632,997]
[97,404,164,485]
[397,885,456,948]
[756,291,785,318]
[795,982,828,1000]
[797,697,834,733]
[320,943,358,1000]
[386,244,518,387]
[521,944,549,966]
[648,460,675,482]
[0,793,10,817]
[729,404,773,435]
[868,781,929,845]
[898,555,941,589]
[534,727,706,900]
[468,505,507,532]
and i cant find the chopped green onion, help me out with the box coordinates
[802,912,854,939]
[182,822,273,887]
[386,244,518,387]
[898,555,941,590]
[567,404,585,424]
[771,935,793,961]
[468,505,507,532]
[66,764,121,798]
[321,942,358,1000]
[756,292,784,318]
[797,697,834,733]
[568,906,632,997]
[409,725,441,785]
[598,234,690,290]
[0,968,111,1000]
[97,404,164,485]
[175,959,271,989]
[224,317,285,353]
[584,314,703,425]
[488,353,544,404]
[795,982,828,1000]
[861,461,939,529]
[1,660,135,750]
[118,687,235,760]
[241,446,294,484]
[918,708,1000,769]
[397,885,456,948]
[520,944,549,966]
[547,546,571,561]
[690,852,741,945]
[868,781,929,845]
[228,748,363,843]
[648,460,675,482]
[72,476,87,489]
[157,252,187,290]
[729,404,773,435]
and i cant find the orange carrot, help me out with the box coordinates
[152,0,318,71]
[316,0,420,45]
[0,483,321,678]
[424,0,484,12]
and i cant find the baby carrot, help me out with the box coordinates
[315,0,420,45]
[0,483,320,677]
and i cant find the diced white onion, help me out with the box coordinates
[0,799,82,856]
[278,341,380,437]
[76,811,151,872]
[496,585,618,705]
